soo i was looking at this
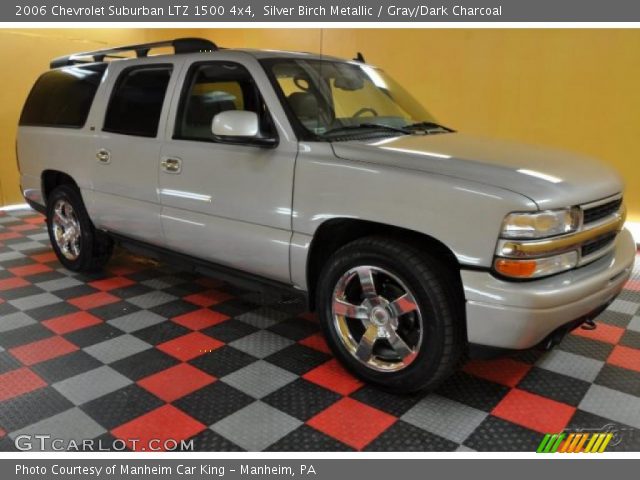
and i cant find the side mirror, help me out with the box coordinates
[212,110,259,138]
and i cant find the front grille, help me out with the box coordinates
[583,198,622,225]
[581,232,616,257]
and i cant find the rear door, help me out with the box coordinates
[88,59,182,245]
[158,56,298,283]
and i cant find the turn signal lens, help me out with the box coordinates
[494,251,578,279]
[494,259,538,278]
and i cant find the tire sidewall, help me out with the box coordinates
[46,185,96,272]
[317,244,452,391]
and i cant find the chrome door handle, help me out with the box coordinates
[96,149,111,164]
[161,157,182,174]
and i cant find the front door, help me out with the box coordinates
[159,58,297,283]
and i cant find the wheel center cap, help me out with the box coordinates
[370,306,390,326]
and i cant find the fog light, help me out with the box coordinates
[494,251,578,279]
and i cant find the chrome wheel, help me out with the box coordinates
[332,266,423,372]
[51,199,81,261]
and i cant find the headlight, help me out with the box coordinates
[501,208,581,239]
[494,251,578,279]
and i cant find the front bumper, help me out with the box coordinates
[462,228,636,350]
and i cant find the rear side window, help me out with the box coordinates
[19,64,106,128]
[103,65,172,138]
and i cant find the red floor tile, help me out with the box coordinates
[624,279,640,292]
[303,359,363,395]
[31,252,58,263]
[43,311,102,335]
[571,323,625,345]
[8,263,53,277]
[157,332,224,361]
[9,336,79,366]
[492,388,576,433]
[463,358,532,387]
[0,367,47,401]
[607,345,640,373]
[88,276,135,291]
[172,309,229,330]
[299,333,331,354]
[308,397,396,450]
[23,216,45,224]
[0,232,22,240]
[0,277,30,291]
[0,231,22,241]
[68,291,119,310]
[111,404,206,451]
[10,223,39,232]
[184,289,234,307]
[138,363,215,402]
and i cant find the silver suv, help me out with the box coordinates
[16,38,635,392]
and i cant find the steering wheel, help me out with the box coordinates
[352,107,378,118]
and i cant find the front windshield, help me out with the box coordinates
[264,58,443,138]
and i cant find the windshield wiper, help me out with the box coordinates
[322,123,411,137]
[403,121,455,133]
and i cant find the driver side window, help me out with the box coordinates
[174,62,274,142]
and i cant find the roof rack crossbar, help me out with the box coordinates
[50,37,217,69]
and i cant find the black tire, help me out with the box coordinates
[316,236,465,393]
[46,184,113,272]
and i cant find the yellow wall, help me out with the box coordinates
[1,29,639,221]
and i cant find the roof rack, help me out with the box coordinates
[50,37,218,69]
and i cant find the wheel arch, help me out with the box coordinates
[41,170,80,204]
[305,218,465,312]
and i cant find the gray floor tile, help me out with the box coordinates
[221,361,297,398]
[0,311,37,332]
[127,291,177,309]
[536,350,604,383]
[579,385,640,429]
[0,251,25,262]
[33,277,83,292]
[402,394,488,444]
[9,408,105,450]
[84,334,151,363]
[53,366,132,405]
[107,311,166,333]
[211,402,301,451]
[609,299,639,316]
[9,293,61,311]
[229,330,294,358]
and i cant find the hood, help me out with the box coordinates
[331,133,623,209]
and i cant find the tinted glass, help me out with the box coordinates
[104,65,172,137]
[175,62,274,142]
[265,59,435,137]
[20,64,106,128]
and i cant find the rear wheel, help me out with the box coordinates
[46,185,113,272]
[316,236,464,393]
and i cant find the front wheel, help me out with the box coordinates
[46,185,113,272]
[316,236,464,393]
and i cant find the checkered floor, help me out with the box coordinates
[1,208,639,452]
